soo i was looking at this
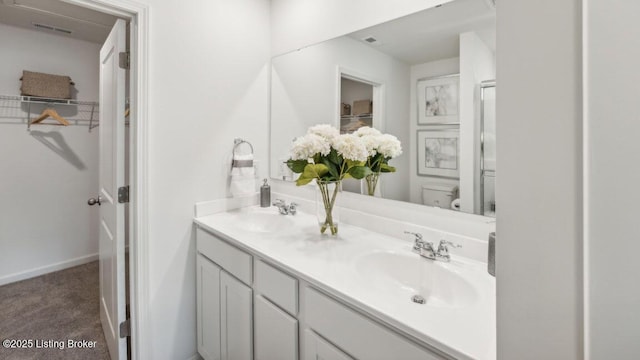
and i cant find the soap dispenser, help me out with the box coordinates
[260,179,271,207]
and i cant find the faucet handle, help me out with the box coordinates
[404,231,423,242]
[406,231,437,259]
[289,202,298,215]
[436,239,462,261]
[273,199,285,206]
[439,239,462,249]
[405,231,428,254]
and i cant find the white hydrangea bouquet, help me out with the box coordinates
[286,124,372,235]
[353,127,403,196]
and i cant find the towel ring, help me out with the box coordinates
[232,138,254,169]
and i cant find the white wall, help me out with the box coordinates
[137,0,271,359]
[409,57,460,205]
[497,0,583,359]
[459,31,495,214]
[270,35,411,202]
[0,23,100,285]
[270,0,453,56]
[585,0,640,358]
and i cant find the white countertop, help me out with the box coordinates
[194,206,496,360]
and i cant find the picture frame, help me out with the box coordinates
[417,74,459,125]
[417,129,460,178]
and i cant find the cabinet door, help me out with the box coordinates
[304,329,353,360]
[220,270,253,360]
[197,254,222,360]
[255,295,298,360]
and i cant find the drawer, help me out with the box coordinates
[197,227,252,285]
[255,260,298,316]
[303,287,448,360]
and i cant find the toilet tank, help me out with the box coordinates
[421,183,459,209]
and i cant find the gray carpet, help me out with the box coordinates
[0,261,111,360]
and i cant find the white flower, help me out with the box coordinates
[354,127,382,156]
[289,133,331,160]
[332,134,369,162]
[377,134,402,158]
[307,124,339,142]
[360,135,380,157]
[354,126,382,137]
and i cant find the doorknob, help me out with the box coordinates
[88,196,102,206]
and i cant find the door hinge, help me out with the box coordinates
[118,186,130,203]
[119,319,130,338]
[119,51,130,69]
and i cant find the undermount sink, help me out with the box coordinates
[356,251,478,308]
[227,206,294,233]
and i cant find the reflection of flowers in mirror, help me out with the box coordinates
[287,124,371,185]
[353,126,402,196]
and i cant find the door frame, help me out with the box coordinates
[64,1,150,359]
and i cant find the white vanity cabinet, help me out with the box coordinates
[196,228,253,360]
[196,225,457,360]
[254,260,299,360]
[196,254,253,360]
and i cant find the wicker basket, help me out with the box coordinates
[20,70,75,99]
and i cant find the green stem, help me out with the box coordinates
[366,172,380,196]
[318,180,339,235]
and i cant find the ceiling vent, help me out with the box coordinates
[361,36,382,46]
[32,22,72,34]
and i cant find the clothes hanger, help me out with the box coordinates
[31,107,70,126]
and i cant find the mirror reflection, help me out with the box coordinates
[270,0,496,217]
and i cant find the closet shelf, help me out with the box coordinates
[340,114,372,119]
[0,95,98,106]
[0,94,99,132]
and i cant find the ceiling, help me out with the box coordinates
[0,0,121,43]
[348,0,496,65]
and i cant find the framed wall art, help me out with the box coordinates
[417,129,460,178]
[417,74,459,125]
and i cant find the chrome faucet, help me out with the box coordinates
[273,199,298,215]
[405,231,462,262]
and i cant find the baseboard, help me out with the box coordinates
[0,253,99,286]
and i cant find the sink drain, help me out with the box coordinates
[411,295,426,304]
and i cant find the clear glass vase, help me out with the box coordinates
[316,180,340,235]
[365,172,380,196]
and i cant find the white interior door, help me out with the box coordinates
[99,18,127,360]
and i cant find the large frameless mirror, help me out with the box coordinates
[270,0,496,217]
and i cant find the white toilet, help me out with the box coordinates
[421,183,459,209]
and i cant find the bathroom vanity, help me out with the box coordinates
[194,204,495,360]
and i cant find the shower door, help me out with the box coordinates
[480,81,496,217]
